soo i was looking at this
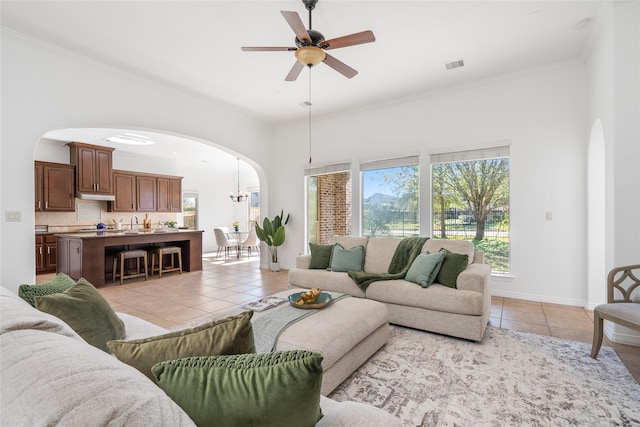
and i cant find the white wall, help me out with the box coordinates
[275,62,589,306]
[1,30,274,293]
[585,1,640,344]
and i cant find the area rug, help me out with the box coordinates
[328,325,640,427]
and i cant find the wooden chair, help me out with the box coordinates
[591,264,640,358]
[112,249,148,285]
[151,246,182,278]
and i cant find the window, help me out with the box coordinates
[182,192,198,230]
[248,188,260,229]
[431,146,510,273]
[361,156,419,238]
[305,163,351,244]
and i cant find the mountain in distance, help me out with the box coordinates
[364,193,397,205]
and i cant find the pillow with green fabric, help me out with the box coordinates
[18,273,76,307]
[328,243,365,272]
[108,311,255,381]
[308,243,334,269]
[406,251,446,288]
[34,278,125,352]
[152,350,324,427]
[435,249,469,288]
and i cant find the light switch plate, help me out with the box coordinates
[545,211,553,221]
[5,211,22,222]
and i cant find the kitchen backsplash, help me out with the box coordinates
[36,199,179,232]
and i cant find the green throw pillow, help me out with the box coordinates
[308,243,334,269]
[328,243,365,272]
[152,350,324,427]
[34,278,125,352]
[18,273,76,307]
[435,249,469,288]
[406,251,446,288]
[108,311,255,381]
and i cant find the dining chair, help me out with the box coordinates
[213,228,237,259]
[240,227,260,258]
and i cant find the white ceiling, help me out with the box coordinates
[2,0,603,159]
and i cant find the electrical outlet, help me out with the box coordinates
[545,211,553,221]
[5,211,22,222]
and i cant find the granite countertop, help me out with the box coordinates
[54,229,203,239]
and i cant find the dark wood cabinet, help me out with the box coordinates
[137,175,157,212]
[36,234,57,274]
[34,161,75,212]
[111,171,136,212]
[57,237,83,280]
[69,141,114,196]
[157,177,182,212]
[110,170,170,213]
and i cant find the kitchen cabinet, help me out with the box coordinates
[110,171,136,212]
[69,141,114,197]
[137,175,157,212]
[157,177,182,212]
[36,234,57,274]
[109,170,159,212]
[34,161,75,212]
[57,237,83,280]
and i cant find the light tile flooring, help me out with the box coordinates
[38,253,639,383]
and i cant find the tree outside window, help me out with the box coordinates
[432,149,510,274]
[362,161,419,238]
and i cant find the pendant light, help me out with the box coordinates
[230,158,249,202]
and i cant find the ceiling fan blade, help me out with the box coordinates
[321,30,376,50]
[323,53,358,79]
[241,46,297,52]
[285,61,305,81]
[281,10,311,44]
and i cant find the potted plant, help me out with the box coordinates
[255,210,290,271]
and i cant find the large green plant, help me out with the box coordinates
[255,210,290,263]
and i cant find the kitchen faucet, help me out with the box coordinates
[130,215,139,230]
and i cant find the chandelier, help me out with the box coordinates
[230,158,249,202]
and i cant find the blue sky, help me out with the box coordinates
[362,169,396,198]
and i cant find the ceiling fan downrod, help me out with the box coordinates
[303,0,318,29]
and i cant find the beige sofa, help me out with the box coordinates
[289,236,492,342]
[0,286,401,427]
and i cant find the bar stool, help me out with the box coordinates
[151,246,182,278]
[112,249,148,285]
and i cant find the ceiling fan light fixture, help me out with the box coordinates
[295,46,326,67]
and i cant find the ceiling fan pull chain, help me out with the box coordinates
[308,67,312,164]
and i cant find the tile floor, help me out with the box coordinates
[38,252,639,383]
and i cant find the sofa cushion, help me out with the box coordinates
[406,251,446,288]
[18,273,76,307]
[328,235,369,250]
[424,239,475,266]
[34,278,125,352]
[329,244,365,272]
[436,249,469,288]
[152,350,324,427]
[363,237,402,274]
[366,279,484,316]
[309,243,334,269]
[0,328,195,426]
[107,311,255,381]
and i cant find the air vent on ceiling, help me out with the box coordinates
[445,59,465,70]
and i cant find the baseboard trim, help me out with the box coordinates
[604,322,640,346]
[491,289,586,308]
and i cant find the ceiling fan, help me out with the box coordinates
[241,0,375,81]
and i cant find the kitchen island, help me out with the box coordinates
[56,229,203,287]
